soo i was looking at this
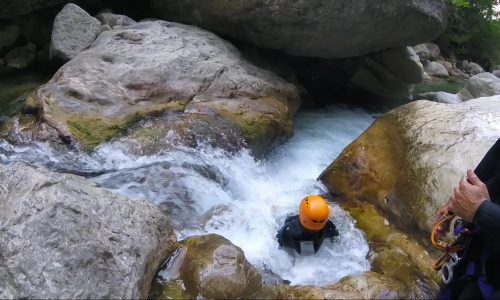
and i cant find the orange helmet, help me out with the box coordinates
[299,195,330,231]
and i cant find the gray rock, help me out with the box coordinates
[20,20,300,155]
[96,12,136,28]
[0,161,177,299]
[5,42,37,69]
[413,42,440,60]
[459,72,500,101]
[320,96,500,234]
[424,42,440,59]
[0,24,20,47]
[493,70,500,78]
[413,43,430,60]
[467,62,484,75]
[151,0,447,58]
[50,3,102,61]
[179,234,262,299]
[416,91,460,103]
[350,47,424,101]
[424,61,449,77]
[436,60,453,73]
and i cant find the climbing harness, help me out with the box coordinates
[431,212,470,283]
[432,212,497,298]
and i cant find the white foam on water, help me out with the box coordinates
[0,104,377,286]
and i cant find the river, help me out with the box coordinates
[0,103,377,286]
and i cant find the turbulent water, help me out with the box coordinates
[0,105,377,286]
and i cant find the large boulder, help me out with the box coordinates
[458,72,500,101]
[15,20,299,155]
[151,0,447,58]
[350,47,424,101]
[319,96,500,234]
[50,3,102,62]
[0,161,177,298]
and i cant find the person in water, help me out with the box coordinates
[276,195,339,255]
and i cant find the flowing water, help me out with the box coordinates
[0,104,377,286]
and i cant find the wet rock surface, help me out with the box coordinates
[0,161,177,299]
[319,96,500,234]
[13,19,298,155]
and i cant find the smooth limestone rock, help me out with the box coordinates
[19,20,299,155]
[458,72,500,101]
[424,61,449,77]
[466,61,484,75]
[319,96,500,234]
[416,91,460,104]
[0,161,177,299]
[50,3,102,61]
[151,0,447,58]
[152,234,262,299]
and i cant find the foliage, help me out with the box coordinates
[437,0,500,69]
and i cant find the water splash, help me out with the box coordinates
[0,104,377,286]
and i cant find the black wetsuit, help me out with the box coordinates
[440,138,500,299]
[276,215,339,255]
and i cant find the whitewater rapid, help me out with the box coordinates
[0,105,377,286]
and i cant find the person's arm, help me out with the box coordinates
[324,220,339,239]
[276,225,286,247]
[473,201,500,240]
[475,138,500,180]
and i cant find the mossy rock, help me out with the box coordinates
[179,234,262,299]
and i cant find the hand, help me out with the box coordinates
[433,200,452,238]
[448,169,490,223]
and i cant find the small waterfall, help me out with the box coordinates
[0,104,377,286]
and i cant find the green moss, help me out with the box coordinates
[65,100,188,151]
[414,76,466,94]
[149,279,192,299]
[343,201,392,243]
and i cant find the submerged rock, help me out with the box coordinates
[319,96,500,234]
[15,20,298,155]
[0,161,177,298]
[151,0,447,58]
[151,234,262,299]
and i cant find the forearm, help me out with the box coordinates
[473,201,500,240]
